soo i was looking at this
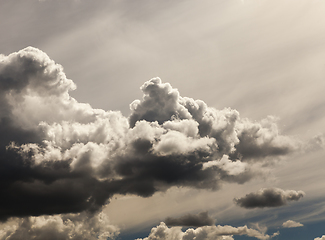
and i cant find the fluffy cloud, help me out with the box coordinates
[165,211,215,227]
[129,78,297,160]
[0,211,119,240]
[228,117,297,161]
[315,236,325,240]
[0,47,297,221]
[234,188,305,208]
[282,220,303,228]
[136,222,279,240]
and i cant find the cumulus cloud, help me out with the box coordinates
[315,235,325,240]
[0,211,119,240]
[228,116,297,161]
[0,47,297,221]
[165,211,215,227]
[129,78,297,160]
[234,188,305,208]
[136,222,279,240]
[282,220,303,228]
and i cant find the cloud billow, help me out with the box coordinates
[0,47,297,221]
[315,236,325,240]
[234,188,305,209]
[0,212,119,240]
[136,222,279,240]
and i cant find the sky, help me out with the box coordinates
[0,0,325,239]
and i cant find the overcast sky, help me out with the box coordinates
[0,1,325,240]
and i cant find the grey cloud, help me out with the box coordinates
[0,47,297,220]
[282,220,303,228]
[165,211,215,227]
[137,222,279,240]
[234,188,305,209]
[229,117,295,161]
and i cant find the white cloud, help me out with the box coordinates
[203,155,248,176]
[282,220,303,228]
[136,222,279,240]
[315,236,325,240]
[0,211,119,240]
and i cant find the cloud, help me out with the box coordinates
[305,133,325,152]
[130,78,297,160]
[0,211,119,240]
[315,236,325,240]
[0,47,297,221]
[164,211,215,227]
[282,220,303,228]
[234,188,305,209]
[0,47,130,219]
[228,116,297,161]
[136,222,279,240]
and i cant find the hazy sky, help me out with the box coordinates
[0,1,325,240]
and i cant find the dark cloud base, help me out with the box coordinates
[164,211,215,227]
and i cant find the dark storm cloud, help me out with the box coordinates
[0,47,297,221]
[164,211,215,227]
[234,188,305,209]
